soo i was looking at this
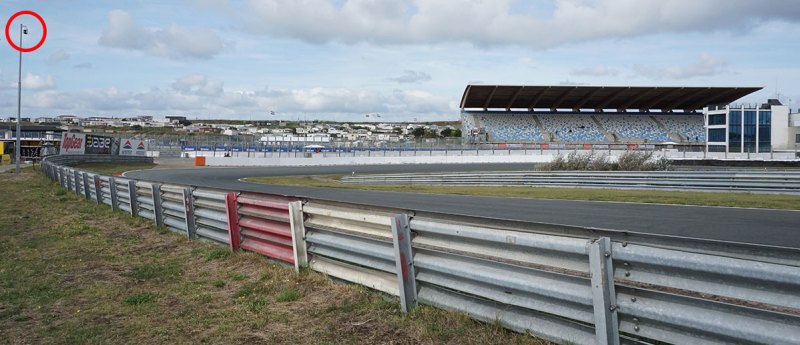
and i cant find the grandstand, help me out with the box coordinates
[461,85,761,145]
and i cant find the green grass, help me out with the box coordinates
[275,289,300,302]
[71,162,157,175]
[124,293,158,306]
[246,175,800,210]
[0,169,549,344]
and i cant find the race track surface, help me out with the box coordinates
[126,163,800,249]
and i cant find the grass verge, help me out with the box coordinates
[71,162,157,175]
[245,175,800,210]
[0,169,548,344]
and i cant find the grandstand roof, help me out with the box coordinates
[460,85,762,112]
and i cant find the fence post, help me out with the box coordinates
[288,201,308,273]
[182,187,197,240]
[83,173,91,199]
[73,170,81,195]
[109,177,119,210]
[128,180,138,216]
[225,192,241,251]
[589,237,620,345]
[58,167,65,188]
[94,175,103,204]
[152,183,164,228]
[391,214,418,313]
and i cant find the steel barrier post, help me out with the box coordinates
[182,187,197,240]
[225,192,241,251]
[391,213,417,313]
[589,237,620,345]
[109,177,119,210]
[288,200,308,272]
[73,170,81,195]
[128,181,138,216]
[58,167,65,188]
[152,183,164,228]
[94,175,103,204]
[83,173,91,199]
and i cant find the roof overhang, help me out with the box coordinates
[460,85,762,112]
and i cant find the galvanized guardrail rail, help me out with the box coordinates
[41,155,800,344]
[341,170,800,194]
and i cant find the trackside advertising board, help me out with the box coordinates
[59,133,116,155]
[85,135,114,155]
[60,133,86,155]
[119,138,148,156]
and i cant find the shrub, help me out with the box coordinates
[540,150,671,171]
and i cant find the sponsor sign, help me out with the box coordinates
[60,133,86,155]
[85,135,114,155]
[119,138,149,156]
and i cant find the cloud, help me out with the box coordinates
[74,62,93,69]
[99,10,225,60]
[388,70,432,84]
[11,74,455,120]
[224,0,800,48]
[1,73,56,90]
[48,51,70,64]
[633,53,728,79]
[571,65,618,77]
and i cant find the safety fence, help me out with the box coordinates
[341,170,800,195]
[40,155,800,345]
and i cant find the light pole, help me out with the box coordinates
[15,24,27,175]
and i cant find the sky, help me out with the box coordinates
[1,0,799,122]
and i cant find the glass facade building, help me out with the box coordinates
[705,107,772,153]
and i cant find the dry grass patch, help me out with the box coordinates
[0,168,549,344]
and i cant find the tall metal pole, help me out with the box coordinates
[15,25,24,175]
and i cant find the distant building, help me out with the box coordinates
[166,116,188,123]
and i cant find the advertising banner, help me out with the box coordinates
[119,138,149,156]
[85,135,114,155]
[60,133,86,155]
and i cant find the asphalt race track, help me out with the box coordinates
[126,163,800,249]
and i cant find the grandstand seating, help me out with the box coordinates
[468,113,544,141]
[539,115,607,142]
[596,115,670,142]
[655,115,706,142]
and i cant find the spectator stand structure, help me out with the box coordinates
[461,85,760,147]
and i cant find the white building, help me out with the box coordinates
[705,99,798,153]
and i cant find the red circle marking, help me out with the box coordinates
[5,10,48,53]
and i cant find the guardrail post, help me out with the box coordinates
[109,177,119,210]
[57,167,65,188]
[182,187,197,240]
[225,192,241,251]
[128,181,138,216]
[151,183,164,228]
[82,173,91,199]
[288,201,308,272]
[94,175,103,204]
[589,237,620,345]
[73,170,81,195]
[391,213,417,313]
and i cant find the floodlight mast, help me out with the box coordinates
[15,24,27,175]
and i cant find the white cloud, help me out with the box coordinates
[1,73,56,90]
[227,0,800,48]
[634,53,728,79]
[388,70,432,84]
[11,74,455,120]
[98,10,225,60]
[571,65,618,77]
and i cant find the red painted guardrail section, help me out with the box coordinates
[226,192,298,264]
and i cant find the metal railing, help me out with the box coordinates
[40,155,800,344]
[341,171,800,194]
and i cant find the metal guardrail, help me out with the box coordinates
[40,156,800,344]
[341,170,800,194]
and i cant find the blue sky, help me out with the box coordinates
[1,0,799,121]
